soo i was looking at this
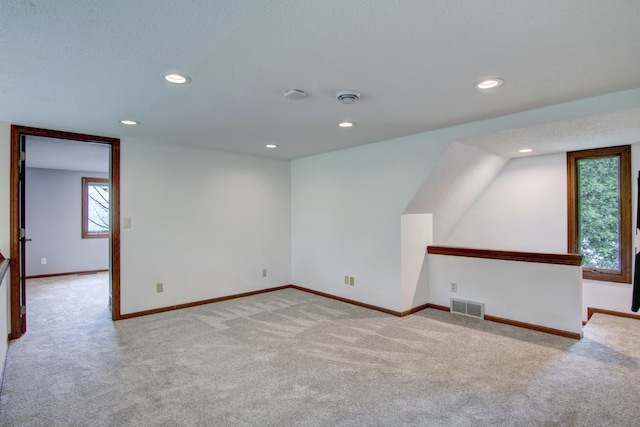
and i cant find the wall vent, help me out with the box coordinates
[450,298,485,320]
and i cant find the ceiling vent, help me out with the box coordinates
[283,89,307,100]
[335,90,361,104]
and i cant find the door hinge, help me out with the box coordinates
[20,228,25,238]
[20,305,26,315]
[20,151,26,162]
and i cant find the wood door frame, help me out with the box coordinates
[9,125,121,339]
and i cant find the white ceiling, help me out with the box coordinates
[2,1,640,160]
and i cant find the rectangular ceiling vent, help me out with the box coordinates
[450,298,485,320]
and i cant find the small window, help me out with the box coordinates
[82,177,109,238]
[567,146,631,283]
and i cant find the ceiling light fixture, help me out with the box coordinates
[519,148,533,153]
[265,144,278,149]
[120,119,138,125]
[339,122,354,128]
[475,78,504,90]
[164,73,191,84]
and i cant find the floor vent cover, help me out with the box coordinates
[450,298,485,320]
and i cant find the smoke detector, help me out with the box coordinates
[335,90,361,104]
[283,89,307,100]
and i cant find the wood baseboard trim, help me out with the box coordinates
[483,315,582,340]
[426,303,580,339]
[117,284,580,339]
[289,285,404,316]
[587,307,640,321]
[400,303,429,317]
[26,269,109,280]
[426,303,451,312]
[119,285,291,320]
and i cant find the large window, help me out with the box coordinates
[82,177,109,238]
[567,146,631,283]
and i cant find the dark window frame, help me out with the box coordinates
[567,145,632,283]
[82,177,110,239]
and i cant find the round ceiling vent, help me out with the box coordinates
[335,90,361,104]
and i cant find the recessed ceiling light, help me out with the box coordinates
[120,119,138,125]
[519,148,533,153]
[475,78,504,90]
[339,122,354,128]
[265,144,278,149]
[164,73,191,84]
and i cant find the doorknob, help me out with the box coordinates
[25,238,32,242]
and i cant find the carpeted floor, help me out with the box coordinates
[0,273,639,426]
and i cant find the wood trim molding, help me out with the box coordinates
[119,286,292,320]
[289,285,405,316]
[483,314,582,340]
[10,126,21,339]
[26,269,109,280]
[118,283,581,339]
[9,125,121,338]
[567,145,632,283]
[111,139,121,320]
[426,303,450,312]
[427,245,582,266]
[426,303,580,339]
[290,286,429,317]
[400,303,429,317]
[120,285,431,320]
[587,307,640,321]
[81,177,109,239]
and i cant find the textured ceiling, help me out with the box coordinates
[462,107,640,158]
[2,1,640,160]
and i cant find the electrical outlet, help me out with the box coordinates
[450,282,457,292]
[156,282,163,293]
[40,258,47,265]
[349,276,355,286]
[262,269,267,278]
[344,275,349,285]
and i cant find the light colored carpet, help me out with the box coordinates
[0,273,639,426]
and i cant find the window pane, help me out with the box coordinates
[88,183,109,233]
[577,156,620,271]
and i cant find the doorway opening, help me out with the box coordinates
[9,125,121,339]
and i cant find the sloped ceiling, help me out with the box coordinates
[462,107,640,158]
[2,1,640,160]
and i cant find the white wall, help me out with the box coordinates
[444,152,568,252]
[291,134,450,312]
[119,139,291,314]
[428,254,583,334]
[292,89,640,317]
[25,168,109,276]
[0,121,11,365]
[401,213,432,310]
[444,148,640,321]
[404,141,509,244]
